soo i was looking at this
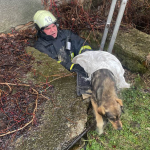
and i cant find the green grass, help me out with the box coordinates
[81,81,150,150]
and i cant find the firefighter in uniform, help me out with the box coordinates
[33,10,92,97]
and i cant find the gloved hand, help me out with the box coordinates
[70,64,87,77]
[58,47,71,63]
[58,48,87,77]
[58,47,74,71]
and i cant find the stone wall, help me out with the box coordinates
[114,28,150,73]
[10,46,89,150]
[80,27,150,74]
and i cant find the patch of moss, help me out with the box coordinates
[114,28,150,73]
[13,46,88,150]
[80,30,102,50]
[114,43,147,73]
[23,46,69,84]
[80,28,149,73]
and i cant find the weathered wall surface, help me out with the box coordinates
[10,46,89,150]
[0,0,97,33]
[0,0,44,33]
[114,28,150,73]
[82,28,150,74]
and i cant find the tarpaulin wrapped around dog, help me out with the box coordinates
[72,51,130,89]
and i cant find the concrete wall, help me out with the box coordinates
[0,0,44,33]
[0,0,91,33]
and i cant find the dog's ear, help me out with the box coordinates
[116,98,123,106]
[116,98,124,113]
[97,106,105,115]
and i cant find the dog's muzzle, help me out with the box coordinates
[117,126,122,130]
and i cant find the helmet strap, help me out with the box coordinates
[34,23,40,31]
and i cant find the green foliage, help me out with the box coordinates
[82,83,150,150]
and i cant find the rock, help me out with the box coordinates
[114,28,150,74]
[12,46,89,150]
[80,27,150,74]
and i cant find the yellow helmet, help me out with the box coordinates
[33,10,57,29]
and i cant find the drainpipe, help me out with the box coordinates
[100,0,117,51]
[100,0,128,53]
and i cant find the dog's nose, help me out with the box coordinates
[117,127,122,130]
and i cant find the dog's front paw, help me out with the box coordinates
[96,127,103,135]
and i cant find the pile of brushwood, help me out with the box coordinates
[0,29,45,149]
[42,0,150,35]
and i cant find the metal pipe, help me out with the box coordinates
[107,0,128,53]
[62,125,92,150]
[100,0,117,51]
[62,122,96,150]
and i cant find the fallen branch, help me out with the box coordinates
[0,83,12,94]
[40,72,76,86]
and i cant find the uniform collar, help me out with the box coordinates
[37,29,66,46]
[37,30,55,41]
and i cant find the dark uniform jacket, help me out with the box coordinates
[34,29,92,70]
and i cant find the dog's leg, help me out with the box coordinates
[95,113,104,135]
[91,99,104,135]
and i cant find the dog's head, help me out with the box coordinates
[98,98,124,130]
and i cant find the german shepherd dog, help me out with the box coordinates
[91,69,124,135]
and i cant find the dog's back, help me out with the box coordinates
[91,69,117,106]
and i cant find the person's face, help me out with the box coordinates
[43,24,58,38]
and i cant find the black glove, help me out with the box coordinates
[58,50,72,71]
[70,64,87,77]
